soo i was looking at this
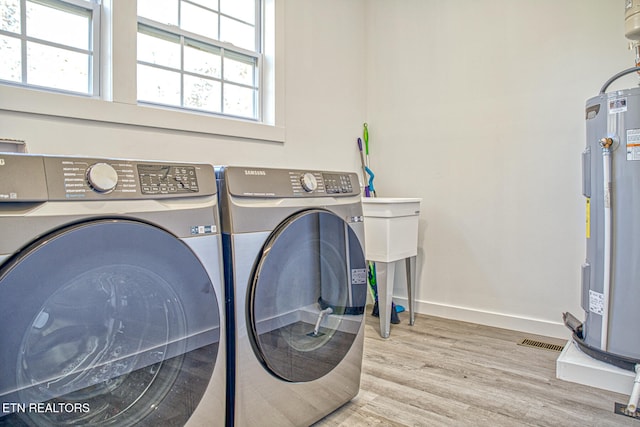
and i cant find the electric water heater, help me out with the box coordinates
[577,86,640,364]
[561,3,640,417]
[563,1,640,373]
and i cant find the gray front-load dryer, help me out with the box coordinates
[217,166,367,427]
[0,154,226,426]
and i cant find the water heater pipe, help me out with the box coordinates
[627,364,640,413]
[600,137,613,351]
[599,66,640,94]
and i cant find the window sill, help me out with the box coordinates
[0,85,285,143]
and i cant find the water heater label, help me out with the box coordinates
[589,290,604,316]
[626,129,640,161]
[585,198,590,239]
[609,97,627,114]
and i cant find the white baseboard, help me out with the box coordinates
[392,297,570,339]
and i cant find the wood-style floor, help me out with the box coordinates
[313,309,637,426]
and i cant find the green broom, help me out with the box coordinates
[358,123,401,323]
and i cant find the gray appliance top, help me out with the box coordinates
[222,166,360,198]
[0,153,216,202]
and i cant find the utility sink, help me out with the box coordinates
[361,197,421,262]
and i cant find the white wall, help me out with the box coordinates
[0,1,367,172]
[1,0,633,339]
[365,0,632,338]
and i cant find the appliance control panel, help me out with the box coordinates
[0,154,216,202]
[137,164,199,195]
[225,167,359,198]
[322,173,354,194]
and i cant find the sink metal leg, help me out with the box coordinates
[374,256,417,337]
[376,261,395,339]
[405,255,416,326]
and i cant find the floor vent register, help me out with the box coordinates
[517,338,565,352]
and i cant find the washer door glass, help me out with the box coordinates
[0,219,221,426]
[248,209,367,382]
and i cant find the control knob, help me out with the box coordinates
[300,172,318,192]
[87,163,118,193]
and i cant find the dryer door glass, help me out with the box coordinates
[249,209,367,382]
[0,220,221,426]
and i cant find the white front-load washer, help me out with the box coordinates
[217,166,367,427]
[0,154,226,426]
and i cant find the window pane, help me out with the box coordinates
[224,84,254,118]
[181,2,217,40]
[137,64,181,105]
[220,0,254,24]
[137,29,180,69]
[184,75,221,112]
[187,0,218,11]
[224,53,255,86]
[0,34,20,82]
[185,41,221,78]
[138,0,178,26]
[136,0,261,120]
[27,42,89,93]
[27,1,90,50]
[1,0,20,33]
[220,16,254,50]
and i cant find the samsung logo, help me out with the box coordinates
[244,170,266,176]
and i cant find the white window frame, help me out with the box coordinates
[0,0,285,143]
[136,17,262,121]
[0,0,101,96]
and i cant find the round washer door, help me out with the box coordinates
[248,209,367,382]
[0,219,221,426]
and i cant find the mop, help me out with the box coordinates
[358,123,402,324]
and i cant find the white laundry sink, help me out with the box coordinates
[361,197,421,263]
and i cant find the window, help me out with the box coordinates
[0,0,283,142]
[0,0,100,95]
[137,0,261,120]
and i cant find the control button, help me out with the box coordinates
[300,172,318,192]
[86,163,118,193]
